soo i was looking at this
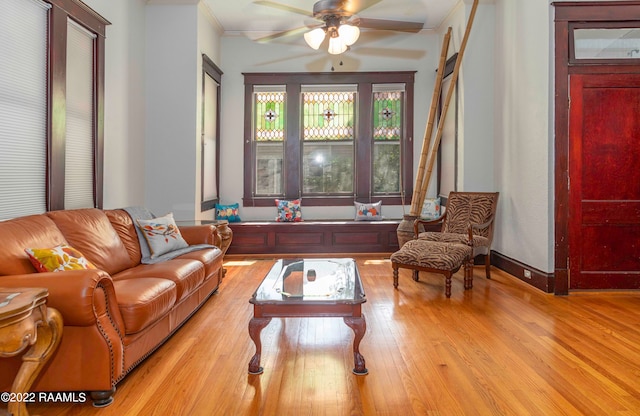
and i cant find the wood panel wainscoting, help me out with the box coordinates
[225,221,555,294]
[227,220,417,255]
[22,257,640,415]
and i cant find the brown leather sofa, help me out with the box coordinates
[0,208,224,406]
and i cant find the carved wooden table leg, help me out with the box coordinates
[344,316,368,375]
[215,220,233,277]
[248,317,271,375]
[9,307,63,416]
[0,288,63,416]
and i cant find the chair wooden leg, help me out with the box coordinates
[445,273,452,298]
[485,254,492,279]
[393,266,399,288]
[464,260,473,290]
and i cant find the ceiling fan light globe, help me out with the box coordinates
[328,36,347,54]
[338,24,360,46]
[304,28,326,50]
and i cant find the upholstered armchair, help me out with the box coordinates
[414,192,499,279]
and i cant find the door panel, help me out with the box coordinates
[569,74,640,290]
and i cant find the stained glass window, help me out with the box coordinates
[373,91,402,141]
[243,72,414,207]
[254,88,285,195]
[373,85,404,194]
[301,88,356,194]
[302,91,355,141]
[254,91,285,142]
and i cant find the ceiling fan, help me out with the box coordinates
[254,0,424,54]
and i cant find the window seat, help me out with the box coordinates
[226,219,405,256]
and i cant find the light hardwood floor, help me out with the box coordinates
[21,257,640,415]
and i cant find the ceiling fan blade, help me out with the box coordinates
[255,25,316,43]
[253,1,312,17]
[352,46,426,60]
[354,17,423,33]
[342,0,382,15]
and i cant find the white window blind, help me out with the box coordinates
[0,0,50,221]
[64,19,96,209]
[202,73,218,202]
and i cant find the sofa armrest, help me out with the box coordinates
[180,225,221,248]
[0,269,124,329]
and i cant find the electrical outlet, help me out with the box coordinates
[524,269,532,279]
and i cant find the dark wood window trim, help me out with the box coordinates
[242,71,415,207]
[201,54,223,212]
[553,1,640,295]
[47,0,109,210]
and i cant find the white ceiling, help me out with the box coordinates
[203,0,462,36]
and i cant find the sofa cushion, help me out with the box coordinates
[25,244,96,272]
[112,278,177,335]
[0,214,68,275]
[47,209,133,276]
[175,246,223,282]
[112,259,205,302]
[105,209,143,266]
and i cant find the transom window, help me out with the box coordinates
[243,72,414,207]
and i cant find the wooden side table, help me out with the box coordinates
[177,219,234,276]
[0,288,63,416]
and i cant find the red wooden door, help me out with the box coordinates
[568,74,640,289]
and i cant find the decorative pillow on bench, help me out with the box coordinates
[275,199,303,222]
[354,200,383,221]
[215,202,241,223]
[421,197,442,220]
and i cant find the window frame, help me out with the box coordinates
[200,54,223,212]
[242,71,415,207]
[48,0,108,210]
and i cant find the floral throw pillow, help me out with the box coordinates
[136,212,189,258]
[275,199,303,222]
[215,203,241,223]
[421,197,442,220]
[25,244,97,272]
[354,200,383,221]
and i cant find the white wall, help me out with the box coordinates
[145,5,198,219]
[492,0,553,272]
[195,3,223,220]
[144,3,222,220]
[438,0,552,273]
[82,0,147,209]
[219,30,439,220]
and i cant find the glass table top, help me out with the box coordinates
[251,258,365,304]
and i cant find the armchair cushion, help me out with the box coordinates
[391,240,472,271]
[418,232,490,250]
[442,193,497,237]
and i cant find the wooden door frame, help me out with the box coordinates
[553,1,640,294]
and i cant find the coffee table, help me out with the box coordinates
[248,258,368,375]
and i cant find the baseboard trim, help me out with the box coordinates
[491,251,554,293]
